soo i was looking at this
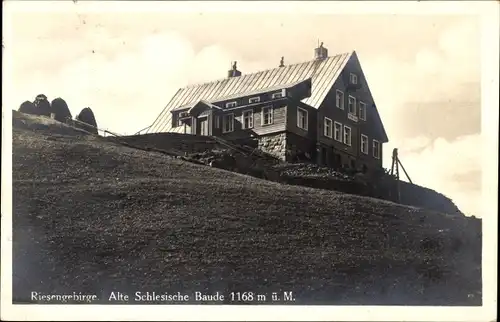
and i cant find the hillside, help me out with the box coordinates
[112,133,465,217]
[12,111,482,305]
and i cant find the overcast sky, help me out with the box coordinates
[3,1,493,218]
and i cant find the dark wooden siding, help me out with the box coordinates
[318,60,384,168]
[286,102,317,141]
[212,101,287,141]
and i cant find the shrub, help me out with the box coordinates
[50,98,72,123]
[75,107,98,134]
[18,101,36,115]
[33,94,51,116]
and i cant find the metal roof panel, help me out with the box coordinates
[147,51,353,133]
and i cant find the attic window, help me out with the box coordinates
[349,73,358,84]
[271,92,283,99]
[249,97,260,104]
[225,101,237,108]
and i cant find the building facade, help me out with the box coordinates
[148,44,389,171]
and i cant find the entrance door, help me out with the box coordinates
[199,117,209,136]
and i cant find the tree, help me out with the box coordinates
[76,107,98,134]
[50,98,72,123]
[33,94,51,116]
[18,101,36,114]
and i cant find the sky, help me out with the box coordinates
[2,2,489,218]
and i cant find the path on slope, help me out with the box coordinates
[12,112,482,305]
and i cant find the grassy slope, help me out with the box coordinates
[12,112,482,305]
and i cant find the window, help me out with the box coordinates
[271,92,283,99]
[225,101,237,108]
[249,97,260,104]
[373,140,381,159]
[324,117,333,138]
[261,106,273,125]
[343,125,352,146]
[359,101,367,120]
[214,115,220,128]
[350,73,358,84]
[361,134,368,154]
[335,90,344,109]
[297,107,308,131]
[334,121,342,142]
[348,96,356,115]
[242,110,254,129]
[222,114,234,133]
[176,112,188,127]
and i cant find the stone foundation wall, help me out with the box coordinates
[258,133,288,160]
[258,132,316,162]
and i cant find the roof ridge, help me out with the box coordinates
[184,51,353,89]
[147,50,354,133]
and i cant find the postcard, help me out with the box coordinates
[1,1,498,321]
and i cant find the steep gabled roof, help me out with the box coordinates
[348,51,389,143]
[148,52,353,133]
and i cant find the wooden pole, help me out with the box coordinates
[390,148,397,176]
[391,148,401,203]
[398,159,413,184]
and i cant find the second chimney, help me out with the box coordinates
[228,61,242,78]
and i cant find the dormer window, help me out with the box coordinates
[349,73,358,84]
[225,101,237,108]
[271,92,283,99]
[249,97,260,104]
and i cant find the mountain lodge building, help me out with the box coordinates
[148,43,389,171]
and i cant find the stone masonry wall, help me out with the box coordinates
[258,133,287,161]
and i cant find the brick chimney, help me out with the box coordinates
[314,42,328,60]
[227,61,242,78]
